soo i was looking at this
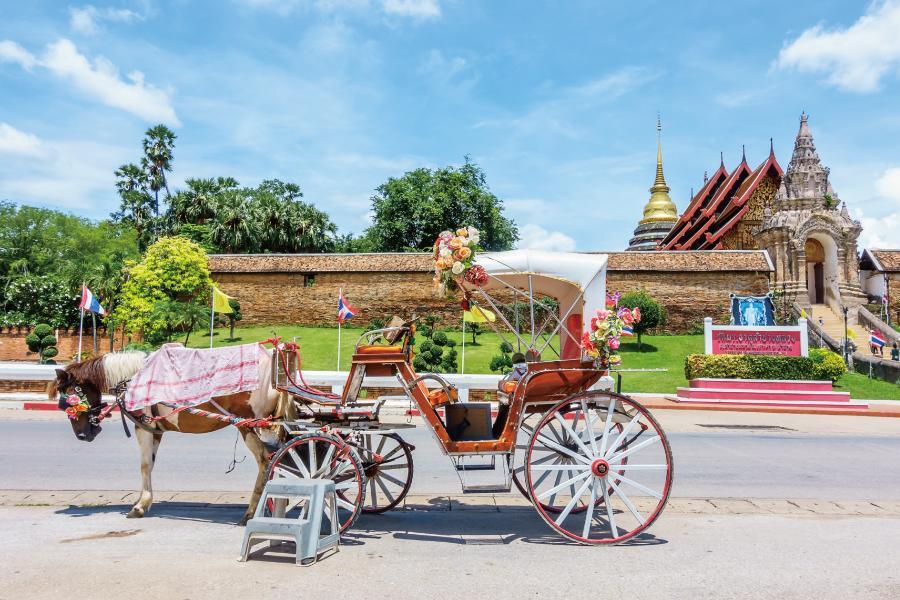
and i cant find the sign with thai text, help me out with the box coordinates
[704,318,808,357]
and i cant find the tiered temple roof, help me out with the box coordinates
[661,145,782,250]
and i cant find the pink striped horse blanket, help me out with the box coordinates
[124,343,262,411]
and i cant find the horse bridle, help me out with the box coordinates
[58,385,115,427]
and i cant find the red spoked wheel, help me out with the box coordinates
[525,391,673,545]
[266,432,365,533]
[513,409,625,514]
[356,433,414,513]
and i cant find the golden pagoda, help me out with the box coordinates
[627,116,679,250]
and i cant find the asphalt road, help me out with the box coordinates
[4,415,900,500]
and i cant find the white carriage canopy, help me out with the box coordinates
[473,250,608,359]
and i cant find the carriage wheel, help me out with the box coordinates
[513,410,623,513]
[356,433,414,514]
[525,391,673,545]
[266,432,366,533]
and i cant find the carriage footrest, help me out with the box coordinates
[461,484,511,494]
[455,463,496,471]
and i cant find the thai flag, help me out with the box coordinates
[79,285,106,316]
[870,330,886,348]
[337,289,356,323]
[622,325,634,336]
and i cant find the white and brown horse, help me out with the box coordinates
[49,348,293,523]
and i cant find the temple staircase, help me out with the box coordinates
[808,304,869,351]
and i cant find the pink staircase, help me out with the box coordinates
[671,378,866,409]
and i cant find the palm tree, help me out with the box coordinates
[250,192,291,252]
[288,203,337,252]
[112,163,154,252]
[209,190,256,253]
[141,125,177,217]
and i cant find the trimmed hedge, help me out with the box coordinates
[685,348,846,382]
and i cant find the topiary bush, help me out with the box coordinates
[684,353,841,381]
[25,323,59,364]
[619,290,666,348]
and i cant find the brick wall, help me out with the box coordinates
[606,271,771,332]
[890,276,900,324]
[211,258,773,333]
[0,326,122,362]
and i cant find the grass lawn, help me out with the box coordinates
[190,325,900,400]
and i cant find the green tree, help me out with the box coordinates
[25,323,58,364]
[150,298,209,344]
[114,237,212,339]
[141,125,177,217]
[226,298,242,340]
[618,290,666,349]
[112,163,155,251]
[209,189,256,253]
[489,340,514,374]
[169,177,238,225]
[364,159,518,251]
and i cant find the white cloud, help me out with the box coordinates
[474,67,657,138]
[0,38,179,125]
[516,223,577,252]
[0,40,37,69]
[875,167,900,201]
[776,0,900,92]
[0,137,131,214]
[0,123,44,157]
[69,5,144,35]
[382,0,440,19]
[857,211,900,248]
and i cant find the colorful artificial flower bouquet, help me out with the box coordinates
[433,226,488,295]
[581,291,641,368]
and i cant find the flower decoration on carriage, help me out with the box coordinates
[432,226,485,295]
[582,295,641,368]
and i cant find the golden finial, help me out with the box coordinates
[640,113,679,224]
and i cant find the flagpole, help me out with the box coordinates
[209,285,215,349]
[461,314,466,374]
[337,319,342,371]
[76,308,84,361]
[91,312,98,355]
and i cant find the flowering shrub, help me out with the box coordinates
[2,275,80,327]
[581,292,641,367]
[432,226,482,295]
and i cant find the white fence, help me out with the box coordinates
[0,362,501,401]
[0,362,616,402]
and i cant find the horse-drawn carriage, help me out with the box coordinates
[265,247,674,545]
[52,240,672,546]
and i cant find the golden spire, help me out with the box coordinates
[640,114,679,224]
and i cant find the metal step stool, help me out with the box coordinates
[238,479,340,566]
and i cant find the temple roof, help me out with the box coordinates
[661,147,782,250]
[861,249,900,273]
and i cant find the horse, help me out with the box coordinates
[48,347,294,524]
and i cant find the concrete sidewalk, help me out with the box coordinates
[3,502,900,599]
[4,489,900,517]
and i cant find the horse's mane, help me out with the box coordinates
[49,351,147,394]
[102,351,147,389]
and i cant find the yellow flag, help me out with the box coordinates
[212,285,233,314]
[463,306,496,323]
[800,308,807,318]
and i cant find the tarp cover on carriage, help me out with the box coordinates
[472,249,608,359]
[124,343,264,411]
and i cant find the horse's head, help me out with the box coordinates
[50,362,106,442]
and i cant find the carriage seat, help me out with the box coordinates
[355,344,404,355]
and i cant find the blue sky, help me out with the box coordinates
[1,0,899,250]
